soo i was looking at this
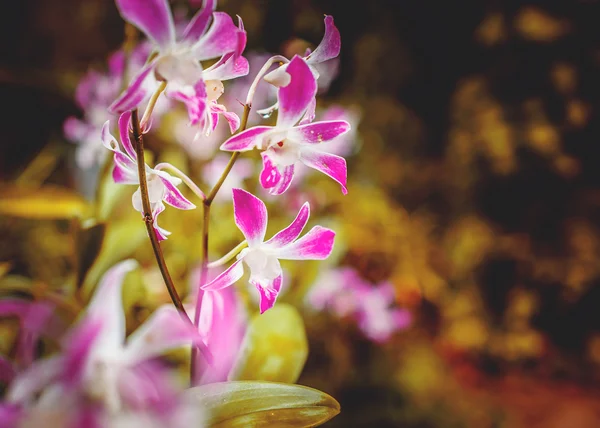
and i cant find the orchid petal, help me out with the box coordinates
[252,274,282,314]
[168,81,208,126]
[61,318,103,389]
[222,110,241,133]
[202,259,245,291]
[157,176,196,210]
[115,0,175,49]
[288,120,350,144]
[276,56,317,128]
[305,16,341,64]
[300,148,348,194]
[6,356,62,403]
[152,203,171,241]
[232,188,268,245]
[182,0,216,43]
[0,357,15,384]
[124,306,207,365]
[299,97,317,125]
[112,160,139,184]
[191,12,241,61]
[118,111,136,159]
[275,226,335,260]
[265,202,310,248]
[109,63,155,114]
[85,260,137,351]
[261,155,294,196]
[220,126,272,151]
[263,65,292,87]
[203,53,249,81]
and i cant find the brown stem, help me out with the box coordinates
[130,109,189,318]
[190,103,251,382]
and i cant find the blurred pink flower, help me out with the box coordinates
[202,154,254,203]
[3,261,207,428]
[307,267,411,343]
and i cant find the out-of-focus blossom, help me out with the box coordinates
[221,57,350,195]
[263,16,340,91]
[307,267,411,343]
[110,0,248,136]
[2,261,206,428]
[203,188,335,313]
[102,112,196,240]
[202,154,254,203]
[190,281,246,385]
[64,45,167,169]
[0,300,59,373]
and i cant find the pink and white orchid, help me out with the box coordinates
[3,261,207,427]
[263,15,341,90]
[102,111,196,240]
[221,56,351,195]
[202,188,335,313]
[110,0,248,136]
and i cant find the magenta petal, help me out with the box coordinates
[299,97,317,125]
[288,120,350,144]
[109,63,154,114]
[276,226,335,260]
[6,356,62,403]
[182,0,216,43]
[277,56,318,128]
[269,163,295,196]
[124,306,207,365]
[62,318,103,388]
[305,15,341,64]
[115,0,175,49]
[220,126,272,151]
[300,148,348,194]
[259,152,282,189]
[231,188,268,245]
[191,12,240,61]
[202,259,245,291]
[203,52,249,81]
[158,176,196,210]
[118,111,136,159]
[221,110,241,133]
[169,80,208,126]
[265,202,310,248]
[112,159,139,184]
[252,274,282,314]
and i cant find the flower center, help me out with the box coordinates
[239,248,280,281]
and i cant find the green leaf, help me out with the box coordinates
[0,185,90,219]
[189,381,340,428]
[230,304,308,384]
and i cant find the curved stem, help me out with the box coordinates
[140,81,167,130]
[154,162,206,201]
[130,109,189,318]
[245,55,289,107]
[207,240,247,269]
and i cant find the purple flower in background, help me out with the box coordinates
[307,267,411,343]
[203,188,335,313]
[3,261,206,427]
[221,56,350,195]
[64,45,160,169]
[202,154,254,203]
[110,0,248,136]
[102,112,196,240]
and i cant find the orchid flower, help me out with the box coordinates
[221,56,351,195]
[202,188,335,313]
[102,111,196,240]
[263,15,340,90]
[64,44,163,169]
[189,284,246,385]
[3,261,207,427]
[110,0,248,136]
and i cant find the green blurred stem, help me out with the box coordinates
[207,240,248,268]
[191,103,251,383]
[130,109,189,319]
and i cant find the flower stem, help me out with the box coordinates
[207,240,247,268]
[140,81,167,130]
[190,103,251,383]
[130,109,189,318]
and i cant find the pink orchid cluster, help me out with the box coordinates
[307,267,412,343]
[1,0,374,425]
